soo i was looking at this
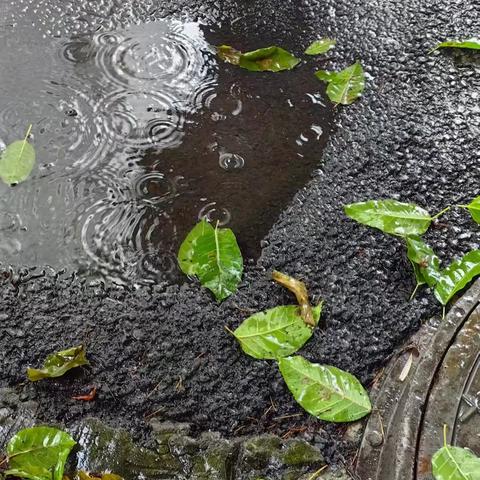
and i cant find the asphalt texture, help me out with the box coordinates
[2,0,480,466]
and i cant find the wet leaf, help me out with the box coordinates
[272,270,315,327]
[344,199,432,236]
[78,472,123,480]
[178,220,243,301]
[278,356,371,422]
[0,125,35,185]
[315,61,365,105]
[434,250,480,305]
[305,39,336,55]
[406,236,442,288]
[464,196,480,224]
[217,45,241,65]
[233,304,322,360]
[433,38,480,51]
[217,45,300,72]
[27,345,89,381]
[432,445,480,479]
[4,426,76,480]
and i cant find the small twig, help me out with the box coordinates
[144,406,165,421]
[272,413,303,421]
[72,386,97,401]
[308,465,328,480]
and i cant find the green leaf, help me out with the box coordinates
[464,196,480,224]
[27,345,89,381]
[315,61,365,105]
[0,125,35,185]
[433,38,480,51]
[4,426,76,480]
[233,304,323,360]
[432,444,480,479]
[406,236,442,288]
[278,356,372,423]
[344,199,432,236]
[434,250,480,305]
[78,472,123,480]
[217,45,300,72]
[178,220,243,301]
[305,39,336,55]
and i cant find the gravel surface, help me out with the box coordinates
[1,0,480,465]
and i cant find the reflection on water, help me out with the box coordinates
[0,1,333,285]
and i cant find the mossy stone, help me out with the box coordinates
[281,439,324,466]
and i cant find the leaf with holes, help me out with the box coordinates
[233,304,322,360]
[178,220,243,301]
[433,38,480,51]
[27,345,89,381]
[432,444,480,479]
[4,427,76,480]
[406,236,442,288]
[344,199,432,236]
[0,125,35,185]
[305,39,336,55]
[278,356,371,422]
[315,61,365,105]
[434,250,480,306]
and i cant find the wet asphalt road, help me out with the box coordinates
[1,0,480,466]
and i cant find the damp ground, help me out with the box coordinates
[1,0,480,476]
[0,0,333,285]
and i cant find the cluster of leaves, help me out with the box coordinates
[217,38,365,106]
[431,426,480,479]
[0,125,36,185]
[230,271,371,423]
[345,197,480,309]
[0,426,121,480]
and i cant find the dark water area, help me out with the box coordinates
[0,1,333,285]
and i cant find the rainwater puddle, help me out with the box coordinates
[0,1,334,285]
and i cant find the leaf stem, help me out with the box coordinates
[409,283,421,302]
[443,424,448,448]
[431,206,451,220]
[224,325,235,336]
[442,305,446,321]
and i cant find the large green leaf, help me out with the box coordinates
[464,196,480,224]
[233,304,322,360]
[27,345,89,381]
[434,250,480,305]
[177,220,243,301]
[315,61,365,105]
[4,427,76,480]
[406,236,442,288]
[344,199,432,236]
[305,39,336,55]
[0,125,35,185]
[278,356,371,423]
[433,38,480,51]
[217,45,300,72]
[432,444,480,479]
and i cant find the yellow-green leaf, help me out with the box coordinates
[4,427,76,480]
[344,199,432,236]
[315,61,365,105]
[305,39,336,55]
[464,196,480,224]
[432,437,480,480]
[177,220,243,301]
[406,236,442,288]
[27,345,89,381]
[278,356,371,422]
[0,125,35,185]
[217,45,300,72]
[233,304,322,360]
[433,38,480,51]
